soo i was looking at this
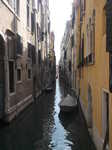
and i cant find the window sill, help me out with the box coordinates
[16,54,23,58]
[86,62,94,66]
[17,81,22,84]
[2,0,20,21]
[27,78,32,81]
[9,92,16,97]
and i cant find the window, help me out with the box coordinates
[28,43,32,58]
[80,34,84,66]
[9,61,15,93]
[32,45,36,64]
[64,51,66,60]
[91,10,95,53]
[11,0,15,9]
[85,11,95,64]
[7,36,15,59]
[88,18,92,55]
[102,9,106,35]
[102,91,109,149]
[27,0,30,27]
[7,0,10,3]
[86,25,89,56]
[31,12,35,33]
[38,50,41,64]
[6,0,20,15]
[16,34,23,55]
[32,0,38,11]
[71,35,74,48]
[17,68,22,82]
[106,2,112,52]
[37,23,39,37]
[15,0,20,15]
[28,69,32,79]
[48,21,50,33]
[6,0,13,7]
[69,61,71,72]
[80,0,86,20]
[72,7,75,28]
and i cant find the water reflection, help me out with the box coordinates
[0,79,96,150]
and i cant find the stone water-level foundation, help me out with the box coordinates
[5,95,33,122]
[4,90,42,123]
[79,97,103,150]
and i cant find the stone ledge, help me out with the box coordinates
[4,95,33,122]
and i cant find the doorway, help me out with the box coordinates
[102,90,109,150]
[87,85,93,128]
[0,34,5,118]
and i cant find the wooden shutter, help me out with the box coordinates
[71,35,74,48]
[106,14,112,52]
[7,36,16,59]
[28,43,32,58]
[16,34,23,55]
[106,2,112,52]
[81,35,84,65]
[32,45,36,64]
[31,12,35,33]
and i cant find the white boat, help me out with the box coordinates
[59,94,77,112]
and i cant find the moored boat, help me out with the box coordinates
[59,94,78,112]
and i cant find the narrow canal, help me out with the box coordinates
[0,79,96,150]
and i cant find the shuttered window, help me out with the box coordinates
[28,69,32,79]
[106,14,112,52]
[32,45,36,64]
[31,12,35,33]
[17,68,22,82]
[69,61,71,72]
[15,0,20,15]
[106,1,112,52]
[71,35,74,48]
[6,0,19,15]
[80,34,84,66]
[9,61,15,93]
[28,43,32,58]
[38,50,41,64]
[7,36,15,59]
[27,0,30,27]
[28,43,35,63]
[16,34,23,55]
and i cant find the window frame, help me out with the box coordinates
[27,0,30,27]
[17,67,22,83]
[4,0,20,16]
[9,60,16,95]
[27,68,32,80]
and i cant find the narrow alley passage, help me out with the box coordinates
[0,79,96,150]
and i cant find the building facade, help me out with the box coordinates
[60,0,112,149]
[48,32,56,84]
[77,0,111,149]
[0,0,55,122]
[59,21,72,88]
